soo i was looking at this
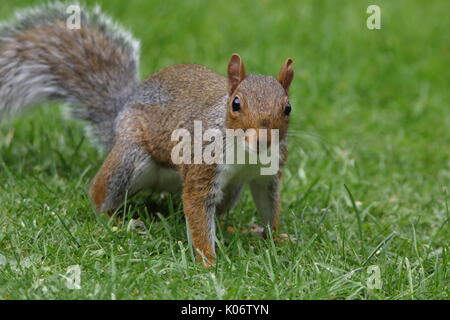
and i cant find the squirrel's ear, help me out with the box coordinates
[277,58,294,93]
[227,53,246,95]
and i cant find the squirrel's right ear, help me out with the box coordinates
[278,58,294,93]
[227,53,246,95]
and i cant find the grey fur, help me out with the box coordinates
[101,142,150,212]
[216,184,244,216]
[0,2,140,150]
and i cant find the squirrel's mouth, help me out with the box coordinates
[244,129,272,154]
[246,127,277,150]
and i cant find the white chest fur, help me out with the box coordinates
[130,158,182,194]
[220,163,267,186]
[213,163,274,208]
[131,156,274,198]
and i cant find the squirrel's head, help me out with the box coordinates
[225,53,294,148]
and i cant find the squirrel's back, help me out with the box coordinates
[110,63,229,167]
[130,64,227,110]
[0,3,140,150]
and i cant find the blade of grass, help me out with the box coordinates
[344,184,364,252]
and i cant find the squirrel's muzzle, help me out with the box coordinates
[245,128,274,153]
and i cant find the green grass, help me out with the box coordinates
[0,0,449,299]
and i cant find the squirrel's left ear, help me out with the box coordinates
[227,53,246,95]
[277,58,294,93]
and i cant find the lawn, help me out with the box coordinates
[0,0,448,299]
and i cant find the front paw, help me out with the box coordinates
[273,233,297,242]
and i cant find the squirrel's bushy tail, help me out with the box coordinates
[0,3,140,150]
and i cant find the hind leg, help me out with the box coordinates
[89,106,162,214]
[89,139,154,214]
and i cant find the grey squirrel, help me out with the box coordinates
[0,3,294,266]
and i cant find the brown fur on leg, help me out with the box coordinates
[90,139,152,215]
[181,165,221,267]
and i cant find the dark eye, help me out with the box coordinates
[284,102,291,116]
[232,96,240,112]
